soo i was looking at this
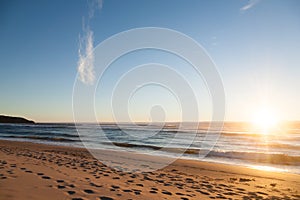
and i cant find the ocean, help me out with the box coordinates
[0,122,299,174]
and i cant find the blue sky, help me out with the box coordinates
[0,0,299,122]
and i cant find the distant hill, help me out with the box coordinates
[0,115,35,124]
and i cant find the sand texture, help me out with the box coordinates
[0,140,299,200]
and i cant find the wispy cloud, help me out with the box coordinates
[77,0,103,85]
[88,0,103,19]
[240,0,261,11]
[77,25,95,85]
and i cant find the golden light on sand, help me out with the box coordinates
[250,165,288,173]
[252,108,279,133]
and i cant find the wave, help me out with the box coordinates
[206,151,300,165]
[36,123,76,128]
[33,132,80,138]
[102,142,300,165]
[0,123,77,129]
[256,143,300,150]
[0,135,79,142]
[0,131,80,138]
[103,142,201,154]
[1,122,300,166]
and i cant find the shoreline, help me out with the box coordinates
[0,140,299,199]
[1,137,299,175]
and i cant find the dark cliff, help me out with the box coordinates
[0,115,35,124]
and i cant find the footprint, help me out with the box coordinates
[257,191,267,196]
[90,182,102,187]
[239,178,251,182]
[130,174,137,178]
[83,189,94,194]
[111,185,120,189]
[185,178,194,183]
[270,183,277,187]
[99,197,114,200]
[162,190,172,195]
[57,185,66,189]
[224,192,237,196]
[196,190,210,195]
[67,191,76,195]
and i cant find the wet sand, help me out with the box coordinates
[0,140,299,200]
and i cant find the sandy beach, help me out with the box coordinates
[0,140,299,200]
[2,0,300,200]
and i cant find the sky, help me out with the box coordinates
[0,0,299,122]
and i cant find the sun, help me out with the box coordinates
[252,108,279,132]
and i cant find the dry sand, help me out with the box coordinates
[0,140,299,200]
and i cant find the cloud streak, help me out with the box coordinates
[77,26,95,85]
[240,0,260,11]
[88,0,103,19]
[77,0,103,85]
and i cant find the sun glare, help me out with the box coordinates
[252,108,279,132]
